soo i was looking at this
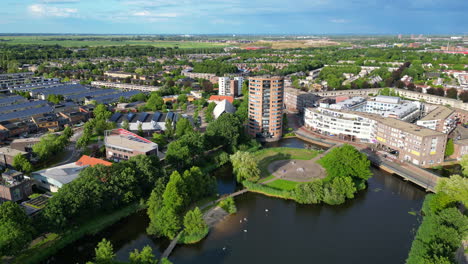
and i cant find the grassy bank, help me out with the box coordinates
[243,181,294,200]
[14,203,145,264]
[265,179,301,191]
[178,227,209,244]
[252,147,320,178]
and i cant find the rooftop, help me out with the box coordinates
[209,95,234,104]
[32,162,84,186]
[105,129,158,153]
[358,111,445,137]
[75,155,112,167]
[419,106,454,121]
[0,147,27,157]
[213,99,236,119]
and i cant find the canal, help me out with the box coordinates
[45,138,426,264]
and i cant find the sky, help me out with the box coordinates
[1,0,467,34]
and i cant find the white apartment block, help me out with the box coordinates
[218,76,244,96]
[218,77,230,96]
[304,107,376,142]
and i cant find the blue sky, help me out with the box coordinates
[1,0,467,34]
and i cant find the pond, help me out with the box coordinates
[44,138,426,264]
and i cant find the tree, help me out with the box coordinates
[137,123,144,136]
[446,88,458,99]
[435,175,468,207]
[178,94,188,103]
[218,197,237,214]
[148,171,186,238]
[166,132,205,170]
[292,180,324,204]
[122,119,130,130]
[146,93,164,111]
[204,102,216,123]
[205,113,242,150]
[91,239,115,264]
[129,245,157,264]
[318,144,371,189]
[94,104,112,121]
[230,151,260,182]
[459,91,468,102]
[12,154,33,173]
[330,176,356,200]
[164,118,174,138]
[183,207,207,236]
[151,133,167,148]
[0,202,34,256]
[182,166,216,201]
[175,118,193,138]
[146,178,168,235]
[461,155,468,177]
[63,126,73,138]
[444,138,454,157]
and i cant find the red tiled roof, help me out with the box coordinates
[209,95,234,104]
[76,155,112,167]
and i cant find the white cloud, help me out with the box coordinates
[28,4,78,17]
[330,18,350,23]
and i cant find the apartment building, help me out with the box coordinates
[91,81,161,92]
[181,68,216,80]
[304,107,447,167]
[284,88,319,113]
[304,108,376,142]
[0,170,32,202]
[104,71,135,79]
[373,115,446,166]
[416,106,457,134]
[218,77,243,97]
[248,76,284,141]
[104,129,158,162]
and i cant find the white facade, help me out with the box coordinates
[304,107,376,142]
[218,77,230,96]
[219,77,243,96]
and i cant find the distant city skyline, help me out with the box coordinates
[1,0,467,34]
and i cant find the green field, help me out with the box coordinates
[0,35,231,48]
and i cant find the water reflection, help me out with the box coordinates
[45,138,426,264]
[169,170,425,264]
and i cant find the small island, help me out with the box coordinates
[234,144,372,205]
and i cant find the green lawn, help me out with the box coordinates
[265,179,301,191]
[253,147,320,178]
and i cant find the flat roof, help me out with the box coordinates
[360,111,445,137]
[105,132,157,153]
[419,106,454,121]
[32,162,84,186]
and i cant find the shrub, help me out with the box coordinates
[218,197,237,214]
